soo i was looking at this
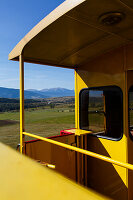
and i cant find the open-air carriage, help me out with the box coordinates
[6,0,133,199]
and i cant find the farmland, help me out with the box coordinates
[0,97,75,149]
[0,96,105,149]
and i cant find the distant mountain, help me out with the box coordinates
[26,88,74,98]
[26,89,38,92]
[0,87,74,99]
[40,88,75,97]
[0,87,48,99]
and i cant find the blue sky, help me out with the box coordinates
[0,0,74,90]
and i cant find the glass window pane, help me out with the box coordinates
[80,86,123,140]
[88,90,105,133]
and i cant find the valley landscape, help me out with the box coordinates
[0,87,75,149]
[0,87,104,149]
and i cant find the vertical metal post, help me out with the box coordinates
[75,69,80,183]
[76,135,80,183]
[81,135,84,185]
[75,69,79,129]
[19,54,25,154]
[84,134,88,186]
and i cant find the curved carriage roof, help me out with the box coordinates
[9,0,133,68]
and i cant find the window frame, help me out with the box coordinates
[79,85,123,141]
[128,86,133,141]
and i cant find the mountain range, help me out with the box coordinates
[0,87,74,99]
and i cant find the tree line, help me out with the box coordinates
[0,98,47,112]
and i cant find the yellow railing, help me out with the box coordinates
[23,132,133,171]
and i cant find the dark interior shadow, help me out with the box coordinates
[86,135,127,200]
[24,134,127,200]
[24,134,76,181]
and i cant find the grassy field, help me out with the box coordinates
[0,100,105,149]
[0,107,75,149]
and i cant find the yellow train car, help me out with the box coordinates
[6,0,133,199]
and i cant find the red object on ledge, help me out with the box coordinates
[60,129,75,136]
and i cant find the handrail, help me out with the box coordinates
[23,132,133,171]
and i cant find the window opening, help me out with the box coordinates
[79,86,123,140]
[24,63,75,140]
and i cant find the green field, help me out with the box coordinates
[0,99,105,149]
[0,108,75,149]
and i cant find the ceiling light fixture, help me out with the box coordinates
[99,12,125,26]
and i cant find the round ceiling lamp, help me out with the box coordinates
[99,12,125,26]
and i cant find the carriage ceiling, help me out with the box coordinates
[9,0,133,69]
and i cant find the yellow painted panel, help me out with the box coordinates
[0,143,111,200]
[75,69,127,199]
[126,70,133,200]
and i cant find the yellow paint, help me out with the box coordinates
[23,132,133,171]
[0,142,111,200]
[75,69,79,129]
[41,163,55,169]
[126,70,133,199]
[17,40,131,198]
[75,69,127,189]
[99,135,127,185]
[46,164,56,169]
[64,128,92,135]
[19,55,25,154]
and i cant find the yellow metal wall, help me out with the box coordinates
[74,47,128,199]
[126,71,133,200]
[0,142,112,200]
